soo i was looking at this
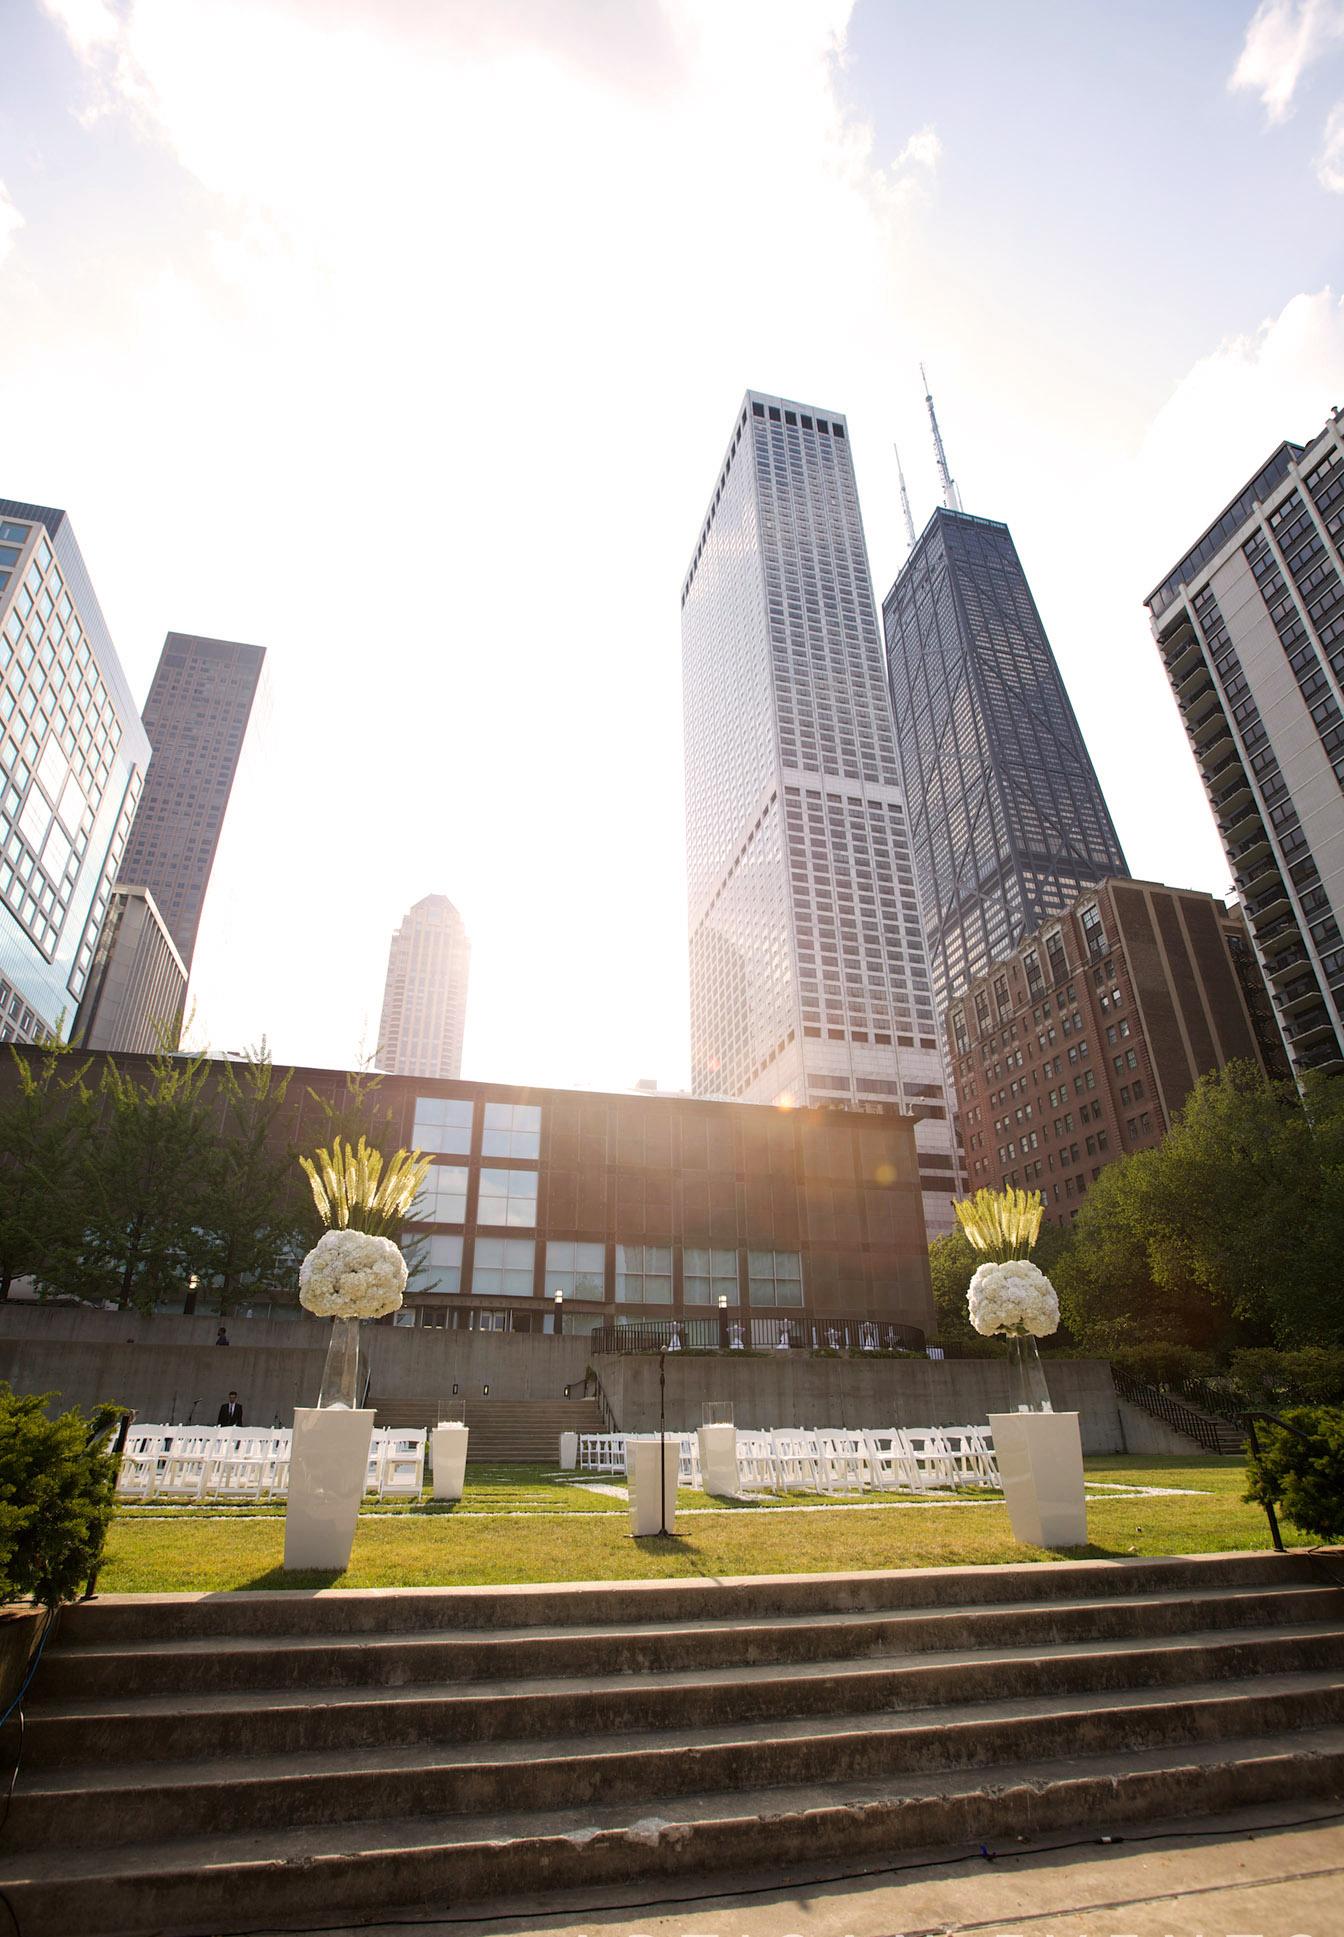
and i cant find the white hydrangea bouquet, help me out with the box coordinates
[298,1136,432,1407]
[954,1186,1058,1412]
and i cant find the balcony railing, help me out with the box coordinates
[591,1313,928,1355]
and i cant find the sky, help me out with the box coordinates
[2,0,1343,1089]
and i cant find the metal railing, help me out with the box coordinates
[1111,1366,1243,1455]
[591,1314,926,1356]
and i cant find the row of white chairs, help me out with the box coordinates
[116,1426,427,1502]
[574,1425,999,1494]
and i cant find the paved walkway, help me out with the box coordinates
[244,1805,1343,1937]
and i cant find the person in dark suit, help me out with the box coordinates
[217,1392,244,1426]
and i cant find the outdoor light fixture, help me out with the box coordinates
[451,1382,459,1396]
[717,1293,727,1310]
[482,1384,490,1396]
[553,1287,564,1336]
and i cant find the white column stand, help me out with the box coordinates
[430,1423,470,1501]
[283,1407,375,1571]
[988,1410,1087,1548]
[697,1422,738,1496]
[627,1434,680,1536]
[558,1430,578,1471]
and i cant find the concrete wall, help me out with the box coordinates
[0,1307,590,1425]
[0,1307,1132,1453]
[595,1353,1129,1454]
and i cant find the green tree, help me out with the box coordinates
[40,1051,213,1313]
[1244,1405,1344,1544]
[194,1050,307,1315]
[0,1040,93,1301]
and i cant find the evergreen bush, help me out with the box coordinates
[0,1386,121,1604]
[1244,1405,1344,1544]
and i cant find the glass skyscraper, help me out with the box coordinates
[1147,411,1344,1079]
[0,499,149,1042]
[379,894,472,1079]
[681,392,958,1234]
[882,509,1127,1022]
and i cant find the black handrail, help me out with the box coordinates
[1110,1366,1241,1454]
[83,1407,135,1601]
[592,1314,926,1356]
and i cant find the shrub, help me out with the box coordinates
[0,1386,121,1605]
[1244,1405,1344,1544]
[1230,1347,1344,1407]
[1109,1343,1218,1389]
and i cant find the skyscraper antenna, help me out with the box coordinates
[921,362,963,513]
[893,441,917,549]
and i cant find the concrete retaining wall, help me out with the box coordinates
[595,1353,1130,1454]
[0,1307,590,1425]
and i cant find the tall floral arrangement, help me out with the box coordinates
[298,1137,431,1331]
[953,1185,1059,1350]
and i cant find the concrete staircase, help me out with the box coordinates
[5,1552,1343,1936]
[373,1396,602,1462]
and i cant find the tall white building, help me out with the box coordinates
[377,895,471,1080]
[1147,409,1344,1081]
[681,392,959,1235]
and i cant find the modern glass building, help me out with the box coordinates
[0,499,149,1042]
[118,632,267,971]
[1146,410,1344,1078]
[681,392,958,1235]
[882,509,1128,1027]
[377,894,472,1079]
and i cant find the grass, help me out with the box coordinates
[96,1454,1307,1593]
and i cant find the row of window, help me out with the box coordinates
[405,1238,805,1306]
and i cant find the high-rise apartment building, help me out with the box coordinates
[118,632,266,971]
[882,509,1128,1025]
[72,883,187,1054]
[945,877,1284,1224]
[0,499,150,1042]
[378,894,471,1079]
[1146,410,1344,1079]
[681,392,958,1234]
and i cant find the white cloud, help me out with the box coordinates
[1318,98,1344,184]
[1230,0,1344,121]
[0,183,24,267]
[894,125,941,171]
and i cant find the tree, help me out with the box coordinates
[0,1040,93,1301]
[0,1386,121,1604]
[40,1051,213,1313]
[193,1050,308,1315]
[1057,1064,1344,1354]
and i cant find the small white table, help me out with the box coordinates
[697,1422,738,1496]
[283,1406,375,1571]
[627,1434,679,1536]
[430,1423,469,1501]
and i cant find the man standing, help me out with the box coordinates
[217,1392,244,1427]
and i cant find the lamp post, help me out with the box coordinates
[717,1291,729,1352]
[553,1287,564,1337]
[185,1272,199,1316]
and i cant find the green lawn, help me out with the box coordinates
[97,1454,1305,1593]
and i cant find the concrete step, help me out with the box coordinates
[8,1673,1342,1852]
[53,1548,1332,1643]
[36,1584,1339,1700]
[22,1622,1344,1771]
[4,1732,1343,1936]
[373,1398,602,1458]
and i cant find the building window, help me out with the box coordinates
[412,1096,474,1156]
[416,1163,469,1223]
[616,1243,673,1303]
[1046,931,1066,984]
[684,1246,739,1304]
[748,1249,803,1307]
[1024,949,1042,996]
[544,1240,605,1300]
[481,1101,542,1159]
[1080,903,1106,958]
[471,1237,535,1297]
[406,1233,463,1294]
[477,1166,538,1227]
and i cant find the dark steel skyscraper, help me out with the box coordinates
[882,508,1127,1018]
[119,632,266,971]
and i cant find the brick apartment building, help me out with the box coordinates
[944,878,1283,1222]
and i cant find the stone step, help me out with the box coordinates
[23,1621,1344,1771]
[36,1584,1338,1700]
[4,1731,1343,1936]
[9,1673,1340,1853]
[54,1548,1328,1644]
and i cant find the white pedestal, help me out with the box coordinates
[697,1422,738,1496]
[558,1430,578,1471]
[430,1423,469,1501]
[988,1410,1087,1548]
[627,1435,679,1536]
[283,1406,375,1571]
